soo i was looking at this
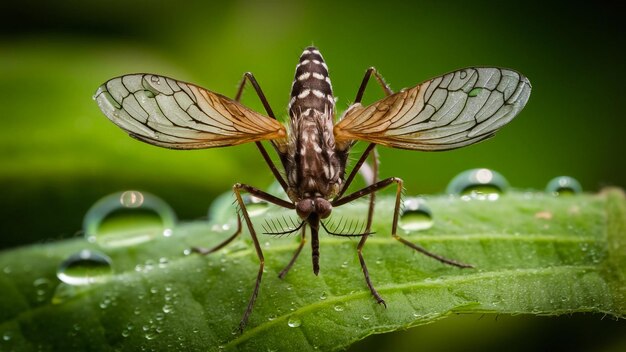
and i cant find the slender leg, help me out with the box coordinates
[333,177,472,306]
[191,216,242,255]
[231,183,295,331]
[338,68,393,303]
[353,67,393,104]
[234,72,289,193]
[335,67,393,200]
[357,147,383,304]
[278,226,307,279]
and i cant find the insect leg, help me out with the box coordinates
[333,177,472,305]
[333,177,401,305]
[277,226,307,279]
[231,184,295,331]
[191,215,242,255]
[336,177,472,267]
[353,67,393,104]
[336,67,392,199]
[234,72,290,193]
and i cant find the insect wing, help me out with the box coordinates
[334,68,531,151]
[94,74,286,149]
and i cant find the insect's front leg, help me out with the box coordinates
[231,183,295,331]
[333,177,472,306]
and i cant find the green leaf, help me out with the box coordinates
[0,189,624,351]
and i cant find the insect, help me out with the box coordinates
[94,46,531,331]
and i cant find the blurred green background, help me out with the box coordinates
[1,0,624,350]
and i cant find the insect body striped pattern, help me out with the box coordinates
[94,46,531,331]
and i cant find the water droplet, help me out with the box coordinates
[446,168,508,200]
[150,76,160,84]
[162,304,173,313]
[400,198,433,231]
[33,277,51,302]
[362,314,371,320]
[57,250,113,286]
[319,292,327,300]
[83,191,177,248]
[287,317,301,327]
[333,304,345,312]
[3,331,13,341]
[145,332,157,340]
[341,261,348,269]
[546,176,582,196]
[243,195,269,216]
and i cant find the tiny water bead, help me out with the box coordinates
[84,191,177,248]
[446,168,509,200]
[57,250,113,285]
[399,198,433,231]
[546,176,582,196]
[33,277,52,302]
[287,317,302,328]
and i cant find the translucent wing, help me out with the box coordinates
[334,68,531,151]
[94,74,286,149]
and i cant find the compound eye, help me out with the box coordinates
[314,198,333,219]
[296,199,314,219]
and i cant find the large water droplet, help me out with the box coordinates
[545,176,582,196]
[400,198,433,231]
[83,191,177,248]
[287,317,301,328]
[446,168,508,200]
[57,250,113,285]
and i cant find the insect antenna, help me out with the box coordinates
[321,217,373,237]
[262,217,305,236]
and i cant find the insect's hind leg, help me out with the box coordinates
[353,67,393,104]
[234,72,290,194]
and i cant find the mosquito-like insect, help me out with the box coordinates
[94,46,531,331]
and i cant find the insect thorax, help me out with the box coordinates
[282,47,349,202]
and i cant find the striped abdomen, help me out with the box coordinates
[288,46,335,118]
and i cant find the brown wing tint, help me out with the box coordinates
[94,74,286,149]
[334,68,531,151]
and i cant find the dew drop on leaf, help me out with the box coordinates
[400,197,434,231]
[57,250,113,286]
[83,191,177,248]
[446,168,509,201]
[162,304,173,314]
[545,176,582,196]
[287,317,301,327]
[333,304,345,312]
